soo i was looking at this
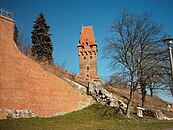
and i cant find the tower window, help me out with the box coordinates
[84,56,86,59]
[90,56,92,59]
[87,66,89,70]
[86,42,88,45]
[86,74,89,80]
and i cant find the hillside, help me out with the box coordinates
[103,85,168,110]
[0,15,91,118]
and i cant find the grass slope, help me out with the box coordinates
[0,104,173,130]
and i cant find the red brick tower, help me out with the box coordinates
[77,26,100,81]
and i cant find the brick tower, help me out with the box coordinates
[77,26,100,81]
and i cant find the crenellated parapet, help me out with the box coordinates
[0,8,13,19]
[0,8,15,44]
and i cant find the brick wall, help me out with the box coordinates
[0,13,89,118]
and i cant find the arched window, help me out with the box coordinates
[90,56,92,59]
[84,56,86,59]
[87,66,89,70]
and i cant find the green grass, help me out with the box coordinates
[0,104,173,130]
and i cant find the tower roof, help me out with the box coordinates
[78,26,96,46]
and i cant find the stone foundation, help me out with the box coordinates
[0,109,34,119]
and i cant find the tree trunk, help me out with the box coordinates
[141,78,147,107]
[150,87,153,97]
[141,88,147,107]
[126,88,135,118]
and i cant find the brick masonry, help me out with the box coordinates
[0,14,90,118]
[77,26,100,81]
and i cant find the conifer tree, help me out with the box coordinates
[14,24,19,47]
[31,13,53,64]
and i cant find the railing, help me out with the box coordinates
[0,8,13,19]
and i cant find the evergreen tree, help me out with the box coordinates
[14,24,19,47]
[31,13,53,64]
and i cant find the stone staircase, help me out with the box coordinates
[62,77,127,114]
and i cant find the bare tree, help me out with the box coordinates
[148,57,172,97]
[107,75,127,88]
[60,60,67,71]
[18,34,31,56]
[14,25,31,56]
[104,10,167,117]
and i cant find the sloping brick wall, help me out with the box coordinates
[0,15,90,118]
